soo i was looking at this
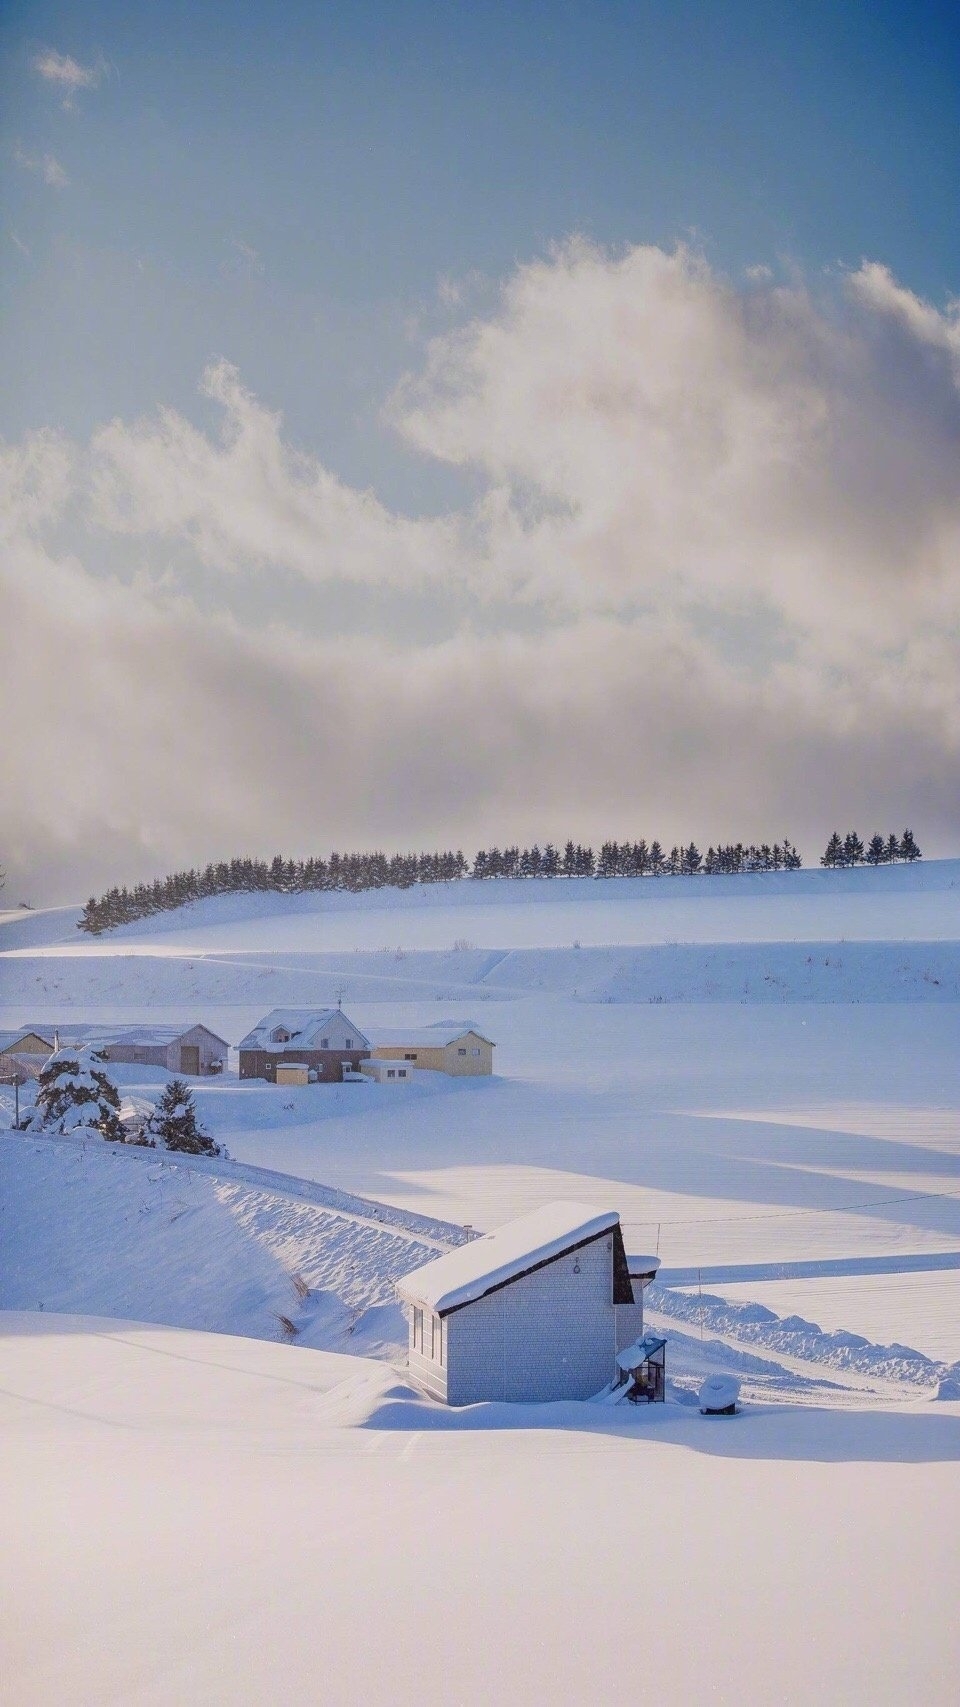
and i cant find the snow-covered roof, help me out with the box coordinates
[371,1023,494,1049]
[616,1335,667,1373]
[396,1202,620,1314]
[237,1008,371,1052]
[627,1254,661,1280]
[8,1022,227,1048]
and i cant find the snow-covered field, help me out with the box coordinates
[2,860,959,1701]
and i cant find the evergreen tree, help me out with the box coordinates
[899,829,921,862]
[866,834,886,866]
[843,831,865,867]
[142,1079,223,1156]
[27,1048,125,1142]
[821,832,844,868]
[885,833,900,864]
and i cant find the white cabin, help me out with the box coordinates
[396,1202,651,1405]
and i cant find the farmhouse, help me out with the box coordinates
[370,1021,494,1077]
[395,1202,658,1404]
[0,1023,228,1077]
[237,1008,370,1082]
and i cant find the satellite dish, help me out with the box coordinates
[699,1373,740,1415]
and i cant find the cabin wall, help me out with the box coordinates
[406,1309,449,1402]
[444,1233,619,1404]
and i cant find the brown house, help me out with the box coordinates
[237,1008,371,1082]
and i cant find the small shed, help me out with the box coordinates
[360,1057,412,1084]
[275,1062,310,1086]
[369,1021,494,1077]
[395,1202,644,1405]
[615,1335,667,1403]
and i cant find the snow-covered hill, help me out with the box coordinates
[3,858,959,1702]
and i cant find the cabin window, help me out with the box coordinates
[387,1069,396,1079]
[413,1308,423,1351]
[405,1052,417,1061]
[321,1038,329,1049]
[458,1047,467,1056]
[432,1314,444,1365]
[344,1038,353,1048]
[472,1047,481,1056]
[398,1069,407,1078]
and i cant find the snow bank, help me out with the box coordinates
[648,1284,960,1390]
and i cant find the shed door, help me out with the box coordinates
[180,1045,201,1074]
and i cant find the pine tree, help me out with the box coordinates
[899,829,921,862]
[821,832,843,868]
[142,1079,223,1156]
[866,834,886,866]
[843,831,865,867]
[27,1049,125,1141]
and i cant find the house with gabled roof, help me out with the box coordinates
[395,1201,659,1404]
[369,1019,495,1076]
[237,1008,370,1083]
[0,1022,227,1077]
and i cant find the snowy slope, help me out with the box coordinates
[3,1313,958,1706]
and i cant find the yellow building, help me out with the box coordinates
[370,1022,495,1077]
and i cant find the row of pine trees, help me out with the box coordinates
[821,830,921,867]
[77,828,923,935]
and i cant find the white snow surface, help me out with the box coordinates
[2,1312,959,1706]
[396,1202,619,1311]
[2,860,960,1701]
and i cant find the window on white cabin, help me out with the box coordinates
[398,1068,407,1078]
[345,1038,353,1048]
[413,1308,423,1351]
[321,1038,329,1049]
[387,1069,395,1079]
[432,1314,443,1365]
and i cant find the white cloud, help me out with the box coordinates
[15,144,69,188]
[32,48,106,109]
[3,241,960,898]
[88,359,468,592]
[847,261,960,363]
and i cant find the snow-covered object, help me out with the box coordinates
[369,1023,494,1049]
[26,1048,124,1142]
[699,1373,741,1414]
[396,1202,619,1313]
[237,1008,371,1053]
[616,1335,664,1374]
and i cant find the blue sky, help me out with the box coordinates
[3,2,960,897]
[3,1,958,474]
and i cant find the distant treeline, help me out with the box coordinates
[821,830,921,867]
[78,835,813,935]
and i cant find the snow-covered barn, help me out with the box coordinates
[0,1022,228,1077]
[237,1008,370,1082]
[395,1202,657,1404]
